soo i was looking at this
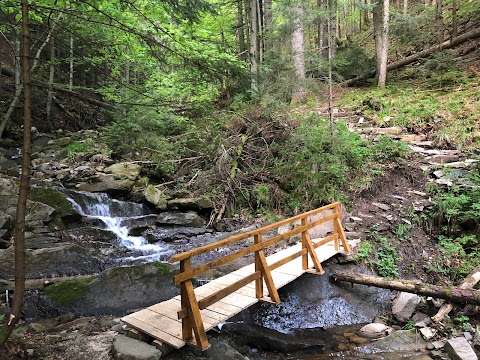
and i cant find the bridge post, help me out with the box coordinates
[179,258,209,350]
[301,217,308,270]
[334,204,351,253]
[254,234,263,298]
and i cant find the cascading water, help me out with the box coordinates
[65,190,174,262]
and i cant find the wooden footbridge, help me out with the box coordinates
[121,202,355,351]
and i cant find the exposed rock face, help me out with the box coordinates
[444,337,478,360]
[0,244,104,279]
[205,337,250,360]
[143,227,208,243]
[143,185,167,210]
[392,292,423,322]
[112,335,162,360]
[167,197,213,211]
[156,211,205,228]
[75,263,178,315]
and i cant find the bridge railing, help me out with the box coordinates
[168,201,350,350]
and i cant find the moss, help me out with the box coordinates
[152,262,174,276]
[29,187,76,218]
[44,277,94,307]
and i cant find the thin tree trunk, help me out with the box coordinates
[330,0,337,58]
[332,271,480,305]
[264,0,273,54]
[403,0,408,14]
[451,0,457,38]
[256,0,263,62]
[237,0,247,60]
[249,0,258,93]
[0,12,61,138]
[69,35,74,90]
[327,11,334,137]
[46,35,55,123]
[0,0,31,346]
[291,6,306,103]
[436,0,444,43]
[432,267,480,323]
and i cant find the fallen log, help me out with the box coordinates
[331,271,480,305]
[342,27,480,86]
[431,267,480,322]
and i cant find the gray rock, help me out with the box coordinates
[78,179,133,195]
[25,200,55,223]
[205,337,249,360]
[127,329,153,343]
[359,323,394,339]
[444,337,478,360]
[419,327,437,340]
[152,340,174,357]
[143,185,166,210]
[105,162,142,180]
[144,227,207,243]
[156,211,205,228]
[112,334,162,360]
[167,197,213,211]
[429,154,460,164]
[392,292,423,322]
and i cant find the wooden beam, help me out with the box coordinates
[169,202,340,263]
[183,279,210,350]
[301,218,308,270]
[257,250,280,304]
[254,234,264,298]
[304,232,324,275]
[180,259,192,341]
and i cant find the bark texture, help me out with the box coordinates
[332,271,480,305]
[291,6,306,103]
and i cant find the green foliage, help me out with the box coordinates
[355,241,373,261]
[104,107,198,176]
[332,45,375,81]
[252,184,271,209]
[372,136,410,163]
[374,236,400,278]
[66,140,95,162]
[395,223,412,242]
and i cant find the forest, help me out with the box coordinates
[1,0,480,358]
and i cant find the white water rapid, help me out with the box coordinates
[66,191,174,262]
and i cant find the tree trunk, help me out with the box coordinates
[69,35,74,90]
[432,267,480,323]
[403,0,408,14]
[46,35,55,123]
[248,0,259,93]
[0,0,31,346]
[264,0,273,54]
[332,271,480,305]
[373,0,389,88]
[331,0,337,58]
[236,0,247,60]
[451,0,457,38]
[436,0,444,43]
[256,0,263,62]
[291,6,306,104]
[342,23,480,86]
[327,9,334,137]
[321,0,329,58]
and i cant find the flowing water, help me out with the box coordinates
[65,190,175,262]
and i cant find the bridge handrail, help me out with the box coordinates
[168,201,340,264]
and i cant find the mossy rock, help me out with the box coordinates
[44,277,95,307]
[28,187,76,218]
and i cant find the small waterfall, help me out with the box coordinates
[65,190,174,262]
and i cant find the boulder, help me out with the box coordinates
[444,337,478,360]
[392,292,423,322]
[78,179,134,195]
[105,162,142,181]
[143,185,167,210]
[156,211,205,228]
[112,335,161,360]
[359,323,394,339]
[167,197,213,211]
[144,227,207,243]
[205,337,249,360]
[75,263,178,315]
[0,177,17,195]
[25,200,55,223]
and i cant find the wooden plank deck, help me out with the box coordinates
[121,238,357,349]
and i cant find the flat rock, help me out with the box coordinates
[419,327,437,340]
[392,292,423,322]
[112,334,161,360]
[444,337,478,360]
[78,179,133,195]
[105,162,142,180]
[428,155,461,164]
[205,337,249,360]
[156,211,205,228]
[167,197,213,210]
[359,323,394,339]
